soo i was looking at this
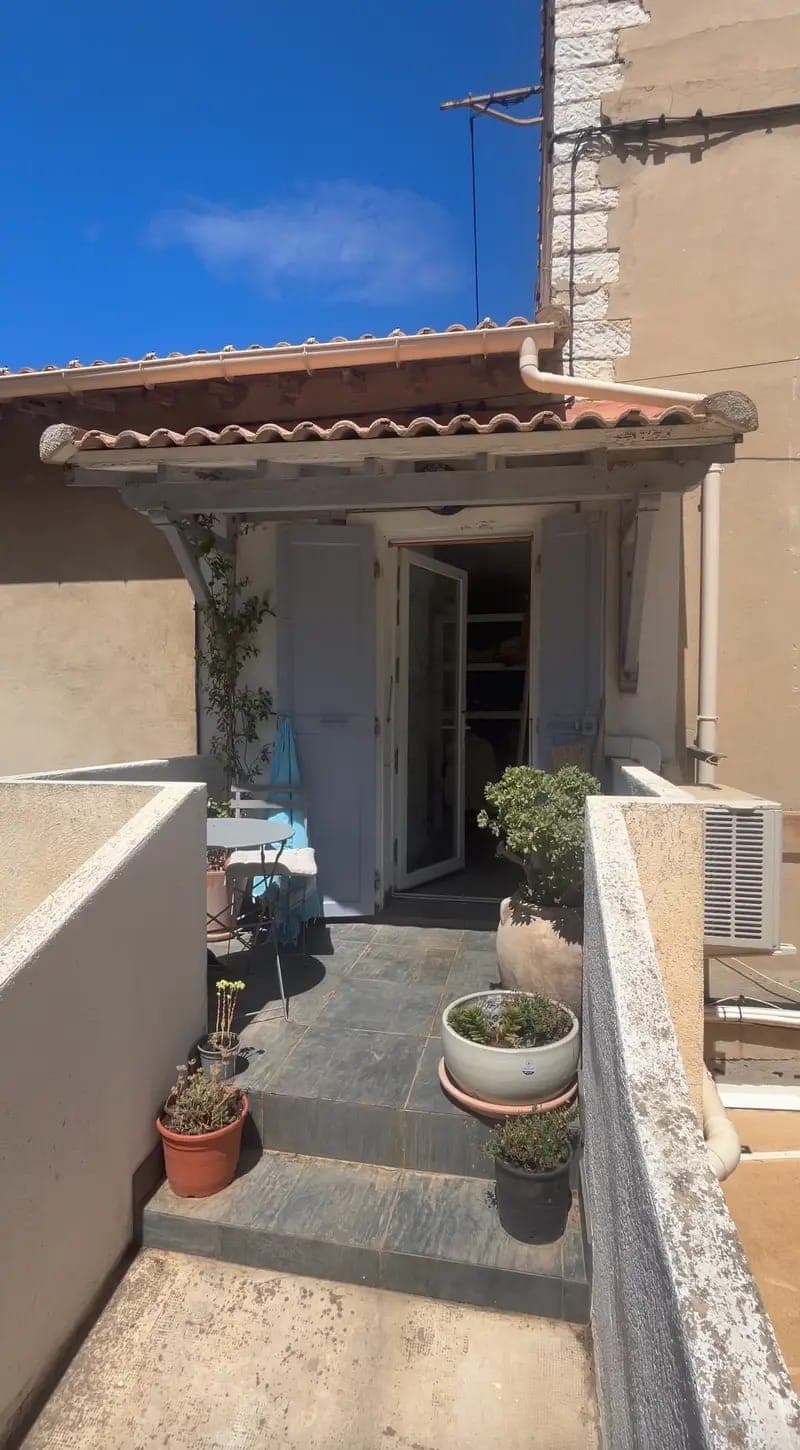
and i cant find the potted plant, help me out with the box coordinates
[487,1108,574,1243]
[206,796,233,938]
[198,978,245,1081]
[478,765,599,1014]
[442,990,579,1106]
[157,1064,248,1198]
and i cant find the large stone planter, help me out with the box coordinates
[442,991,579,1106]
[496,896,583,1017]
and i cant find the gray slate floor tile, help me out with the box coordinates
[372,925,464,952]
[405,1038,454,1114]
[384,1171,563,1280]
[272,1155,400,1247]
[323,975,443,1035]
[443,953,500,1001]
[354,950,454,989]
[234,1019,308,1092]
[268,1024,426,1107]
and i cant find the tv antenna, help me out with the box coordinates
[441,85,543,324]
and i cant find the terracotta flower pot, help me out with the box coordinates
[496,895,583,1017]
[156,1094,248,1198]
[206,867,233,939]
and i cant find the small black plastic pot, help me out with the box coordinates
[493,1146,573,1244]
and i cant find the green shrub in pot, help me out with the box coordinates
[478,764,599,908]
[487,1107,575,1243]
[478,765,599,1013]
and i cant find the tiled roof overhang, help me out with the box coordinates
[41,399,751,471]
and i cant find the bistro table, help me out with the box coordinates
[206,816,294,1017]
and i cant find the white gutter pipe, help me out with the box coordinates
[518,335,706,410]
[703,1069,741,1181]
[696,462,723,784]
[706,1004,800,1030]
[0,323,557,402]
[517,340,726,784]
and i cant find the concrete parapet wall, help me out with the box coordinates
[582,797,800,1447]
[0,780,206,1440]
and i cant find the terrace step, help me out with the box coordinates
[142,1148,589,1324]
[237,1029,495,1179]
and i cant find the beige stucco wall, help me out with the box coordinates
[0,779,157,940]
[548,0,800,941]
[622,800,705,1115]
[0,416,196,775]
[605,2,800,940]
[0,781,206,1440]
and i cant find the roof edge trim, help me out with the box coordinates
[2,322,556,403]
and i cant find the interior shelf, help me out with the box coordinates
[466,710,523,720]
[467,612,525,624]
[466,663,525,672]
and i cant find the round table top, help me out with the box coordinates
[206,817,294,849]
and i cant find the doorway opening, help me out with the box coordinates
[394,536,533,903]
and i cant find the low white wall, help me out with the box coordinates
[0,781,207,1440]
[582,797,800,1448]
[15,753,224,793]
[610,759,691,800]
[0,779,159,942]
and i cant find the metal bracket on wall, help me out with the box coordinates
[618,494,661,693]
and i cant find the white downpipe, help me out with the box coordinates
[703,1069,741,1181]
[706,1004,800,1029]
[0,323,557,402]
[696,462,723,784]
[518,336,707,409]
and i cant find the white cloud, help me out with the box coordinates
[148,182,461,305]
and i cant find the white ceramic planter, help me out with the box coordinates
[442,991,579,1106]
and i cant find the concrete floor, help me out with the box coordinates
[23,1250,598,1450]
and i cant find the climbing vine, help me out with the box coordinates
[193,517,274,790]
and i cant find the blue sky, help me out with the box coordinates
[0,2,541,369]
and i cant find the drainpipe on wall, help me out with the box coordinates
[696,462,723,785]
[518,335,708,410]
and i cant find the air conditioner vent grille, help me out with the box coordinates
[704,807,767,943]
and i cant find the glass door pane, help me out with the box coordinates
[397,552,467,888]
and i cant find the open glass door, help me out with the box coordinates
[396,550,467,889]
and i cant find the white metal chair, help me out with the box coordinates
[227,783,320,950]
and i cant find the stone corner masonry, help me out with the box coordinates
[549,0,650,381]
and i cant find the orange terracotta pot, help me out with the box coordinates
[156,1094,248,1198]
[206,867,234,939]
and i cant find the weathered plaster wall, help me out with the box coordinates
[548,0,800,944]
[0,779,157,941]
[0,781,206,1441]
[0,415,196,775]
[623,800,705,1116]
[583,797,800,1447]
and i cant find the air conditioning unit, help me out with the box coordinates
[685,787,782,953]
